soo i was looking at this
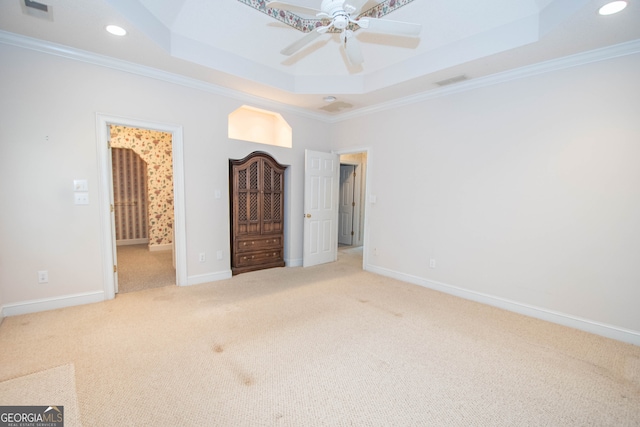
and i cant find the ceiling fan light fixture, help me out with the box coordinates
[269,0,421,67]
[598,1,627,15]
[106,25,127,36]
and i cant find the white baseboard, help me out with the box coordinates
[149,244,172,252]
[1,291,105,317]
[286,258,303,267]
[186,270,232,286]
[365,263,640,346]
[116,238,149,246]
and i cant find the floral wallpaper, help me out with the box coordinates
[238,0,416,33]
[109,125,174,248]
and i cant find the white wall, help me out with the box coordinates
[2,37,639,344]
[0,42,330,313]
[331,52,640,342]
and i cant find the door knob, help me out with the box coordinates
[305,213,312,218]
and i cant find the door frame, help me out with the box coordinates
[96,114,187,300]
[334,147,371,271]
[338,164,356,246]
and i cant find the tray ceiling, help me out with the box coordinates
[0,0,639,117]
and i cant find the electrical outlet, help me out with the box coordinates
[429,258,436,269]
[216,250,223,260]
[38,270,49,284]
[199,253,206,263]
[74,192,89,205]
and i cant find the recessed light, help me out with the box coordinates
[598,1,627,15]
[323,96,337,103]
[106,25,127,36]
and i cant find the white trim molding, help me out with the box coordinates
[149,244,172,252]
[186,271,233,287]
[286,258,303,268]
[0,30,327,123]
[330,39,640,122]
[96,113,188,300]
[365,263,640,346]
[2,291,105,317]
[2,31,639,124]
[116,238,149,246]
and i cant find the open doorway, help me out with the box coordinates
[339,164,356,246]
[338,151,367,266]
[303,149,368,269]
[96,114,187,301]
[110,126,175,293]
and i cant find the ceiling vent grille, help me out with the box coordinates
[320,101,353,113]
[21,0,53,21]
[435,75,469,87]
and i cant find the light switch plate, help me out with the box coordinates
[73,179,88,191]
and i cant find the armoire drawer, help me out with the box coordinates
[234,249,283,267]
[236,236,282,253]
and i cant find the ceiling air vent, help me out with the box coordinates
[435,75,469,87]
[21,0,53,21]
[319,101,353,113]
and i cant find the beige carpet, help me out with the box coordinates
[0,247,639,426]
[116,244,175,293]
[0,364,82,427]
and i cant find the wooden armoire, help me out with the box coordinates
[229,151,286,275]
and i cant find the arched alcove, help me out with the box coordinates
[228,105,292,148]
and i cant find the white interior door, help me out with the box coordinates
[338,165,355,245]
[303,150,339,267]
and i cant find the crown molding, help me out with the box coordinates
[0,30,331,122]
[331,38,640,122]
[2,30,639,124]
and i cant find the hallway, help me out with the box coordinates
[116,245,175,294]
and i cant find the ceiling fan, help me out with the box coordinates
[266,0,422,66]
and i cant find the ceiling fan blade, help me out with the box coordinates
[342,30,364,66]
[280,29,324,56]
[357,17,421,37]
[266,1,322,17]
